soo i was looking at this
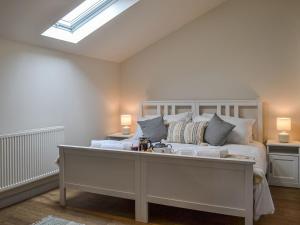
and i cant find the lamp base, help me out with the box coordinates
[122,126,130,135]
[278,132,289,143]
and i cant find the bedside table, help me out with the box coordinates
[107,132,134,141]
[267,140,300,188]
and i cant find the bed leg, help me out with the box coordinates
[245,165,253,225]
[245,216,253,225]
[135,200,148,223]
[59,148,66,206]
[60,186,66,206]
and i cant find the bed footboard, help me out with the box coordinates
[59,145,254,225]
[59,146,141,218]
[139,153,254,225]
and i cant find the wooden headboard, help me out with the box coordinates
[140,100,263,142]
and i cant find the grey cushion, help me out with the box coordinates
[204,114,235,146]
[138,116,167,142]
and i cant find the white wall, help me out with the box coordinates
[0,38,120,146]
[120,0,300,141]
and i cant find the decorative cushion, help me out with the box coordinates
[137,116,167,142]
[204,114,235,146]
[167,121,187,143]
[201,113,255,144]
[132,115,160,140]
[184,121,208,145]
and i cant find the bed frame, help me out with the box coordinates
[59,99,263,225]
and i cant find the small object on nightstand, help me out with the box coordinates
[276,117,291,143]
[267,140,300,188]
[107,132,134,141]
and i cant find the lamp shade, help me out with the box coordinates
[277,117,291,131]
[121,114,132,126]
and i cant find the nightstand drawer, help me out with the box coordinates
[268,146,299,154]
[269,154,299,187]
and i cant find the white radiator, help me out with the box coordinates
[0,126,64,192]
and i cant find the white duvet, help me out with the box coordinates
[90,139,274,220]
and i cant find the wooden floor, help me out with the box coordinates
[0,186,299,225]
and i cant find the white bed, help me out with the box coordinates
[59,100,274,225]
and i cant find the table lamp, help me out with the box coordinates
[277,117,291,143]
[121,114,132,135]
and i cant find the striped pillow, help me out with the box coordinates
[167,121,187,143]
[184,121,208,145]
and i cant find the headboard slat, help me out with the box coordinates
[225,105,230,116]
[234,105,239,118]
[171,105,175,115]
[217,105,221,115]
[157,105,161,115]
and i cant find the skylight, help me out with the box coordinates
[42,0,140,43]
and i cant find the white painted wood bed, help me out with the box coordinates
[59,100,263,225]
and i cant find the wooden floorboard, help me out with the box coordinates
[0,186,299,225]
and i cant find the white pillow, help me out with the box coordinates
[222,116,255,145]
[192,115,211,122]
[163,112,193,124]
[201,113,214,118]
[199,113,255,145]
[132,112,193,140]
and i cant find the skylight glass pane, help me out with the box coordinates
[62,0,101,23]
[41,0,140,43]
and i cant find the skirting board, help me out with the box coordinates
[0,174,59,209]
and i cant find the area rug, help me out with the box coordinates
[32,216,85,225]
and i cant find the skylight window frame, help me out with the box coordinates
[41,0,140,43]
[54,0,118,33]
